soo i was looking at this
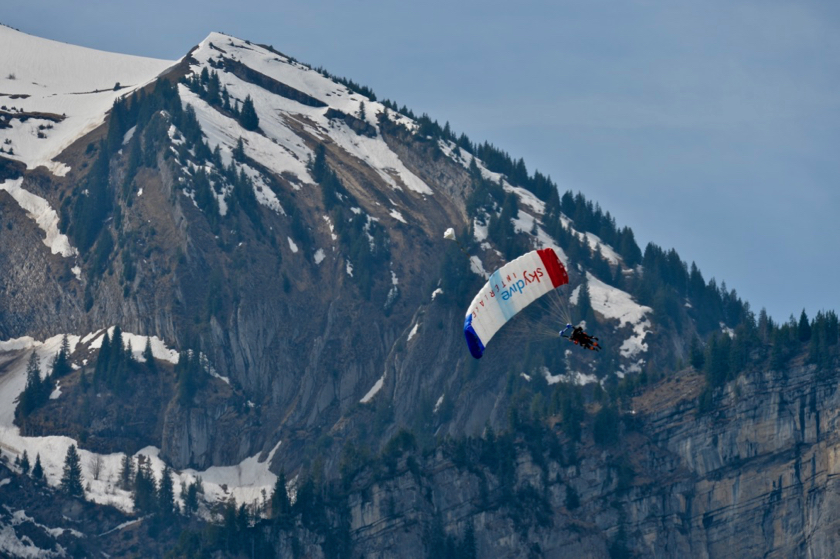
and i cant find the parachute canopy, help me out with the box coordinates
[464,248,569,359]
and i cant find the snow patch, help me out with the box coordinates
[0,178,78,258]
[287,237,299,253]
[407,323,419,341]
[545,369,600,386]
[582,273,652,361]
[389,209,407,223]
[360,375,384,403]
[469,256,489,279]
[431,288,443,300]
[88,328,179,365]
[473,218,488,242]
[314,248,326,264]
[209,369,231,385]
[122,125,136,145]
[505,184,545,215]
[511,212,567,262]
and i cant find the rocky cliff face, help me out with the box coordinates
[3,353,837,558]
[332,357,840,558]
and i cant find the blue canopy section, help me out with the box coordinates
[464,314,485,359]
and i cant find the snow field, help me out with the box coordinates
[0,24,173,174]
[0,330,280,515]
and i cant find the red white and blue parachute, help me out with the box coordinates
[464,248,569,359]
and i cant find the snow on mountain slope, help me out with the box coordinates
[0,24,174,175]
[0,331,277,513]
[0,177,78,258]
[571,272,652,372]
[183,33,433,198]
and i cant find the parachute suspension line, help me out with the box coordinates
[546,286,573,327]
[553,290,570,323]
[502,318,566,344]
[559,286,574,325]
[502,287,572,343]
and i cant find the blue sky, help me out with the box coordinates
[3,0,838,322]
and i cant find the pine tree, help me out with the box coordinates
[459,520,477,559]
[52,334,72,378]
[576,274,593,324]
[20,450,30,475]
[758,308,770,343]
[239,95,259,131]
[133,455,157,513]
[181,477,201,517]
[143,337,156,372]
[565,484,581,510]
[799,309,812,342]
[61,445,84,497]
[704,333,731,388]
[270,471,291,521]
[109,326,124,376]
[222,87,231,111]
[809,328,829,368]
[18,352,42,417]
[94,331,112,385]
[32,453,43,480]
[176,351,204,405]
[689,336,705,370]
[618,227,642,267]
[119,454,134,490]
[770,327,790,371]
[233,137,245,162]
[26,351,42,392]
[158,465,176,518]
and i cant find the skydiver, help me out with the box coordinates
[559,323,600,351]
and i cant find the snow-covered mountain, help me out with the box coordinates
[2,26,836,559]
[0,24,173,175]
